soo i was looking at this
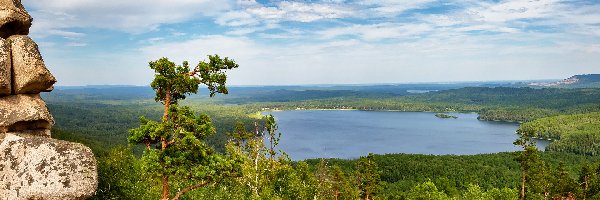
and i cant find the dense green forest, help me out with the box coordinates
[46,85,600,124]
[46,86,600,154]
[42,79,600,199]
[88,145,600,199]
[518,112,600,156]
[244,87,600,122]
[47,101,260,153]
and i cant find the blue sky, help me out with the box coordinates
[23,0,600,86]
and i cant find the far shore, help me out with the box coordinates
[261,108,479,115]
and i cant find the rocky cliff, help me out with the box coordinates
[0,0,98,199]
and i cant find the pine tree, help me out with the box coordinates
[514,128,542,200]
[128,56,239,200]
[356,153,381,200]
[580,163,594,200]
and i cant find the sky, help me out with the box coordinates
[22,0,600,86]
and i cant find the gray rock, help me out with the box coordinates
[0,134,98,200]
[9,35,56,94]
[0,38,9,95]
[0,94,54,135]
[0,0,32,38]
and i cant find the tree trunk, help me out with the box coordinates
[521,172,525,200]
[160,138,169,199]
[163,89,171,121]
[162,175,169,200]
[161,88,171,200]
[172,181,210,200]
[269,133,274,167]
[253,122,260,196]
[584,175,589,200]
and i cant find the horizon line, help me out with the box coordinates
[51,78,573,88]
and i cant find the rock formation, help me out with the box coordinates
[0,0,98,199]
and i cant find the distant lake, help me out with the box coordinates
[262,110,550,160]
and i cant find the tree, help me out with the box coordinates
[552,162,578,199]
[356,153,381,200]
[580,163,594,200]
[93,146,159,200]
[461,184,486,200]
[315,159,333,199]
[407,180,449,200]
[330,165,358,200]
[128,56,239,200]
[265,114,281,165]
[226,118,321,199]
[226,121,266,198]
[514,128,542,200]
[486,188,519,200]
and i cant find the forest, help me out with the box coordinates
[43,71,600,199]
[518,112,600,156]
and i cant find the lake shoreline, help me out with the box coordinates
[263,110,537,160]
[261,108,518,123]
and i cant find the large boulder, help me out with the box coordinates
[0,94,54,137]
[0,134,98,200]
[9,35,56,94]
[0,0,32,38]
[0,38,9,95]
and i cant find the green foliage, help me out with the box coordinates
[435,113,458,119]
[518,112,600,155]
[257,87,600,122]
[92,146,160,200]
[51,128,109,157]
[486,187,519,200]
[407,180,449,200]
[222,120,326,199]
[150,55,238,104]
[356,153,381,199]
[513,129,587,199]
[44,81,600,199]
[196,55,239,97]
[265,114,281,161]
[129,105,240,183]
[461,184,486,200]
[149,58,200,104]
[127,56,240,200]
[551,162,579,198]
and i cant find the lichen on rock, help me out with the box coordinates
[0,37,9,95]
[0,0,32,39]
[0,94,54,138]
[0,0,99,199]
[0,134,98,200]
[9,35,56,94]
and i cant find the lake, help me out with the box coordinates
[262,110,550,160]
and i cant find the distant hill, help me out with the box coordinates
[45,81,528,103]
[529,74,600,88]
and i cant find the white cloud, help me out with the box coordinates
[25,0,234,33]
[216,11,259,27]
[65,42,88,47]
[25,0,600,85]
[318,23,432,40]
[46,30,85,40]
[139,35,266,65]
[469,0,561,23]
[355,0,436,17]
[133,32,600,85]
[215,0,354,32]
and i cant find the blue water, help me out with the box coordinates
[263,110,549,160]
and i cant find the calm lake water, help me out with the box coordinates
[262,110,550,160]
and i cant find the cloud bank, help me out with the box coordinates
[23,0,600,86]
